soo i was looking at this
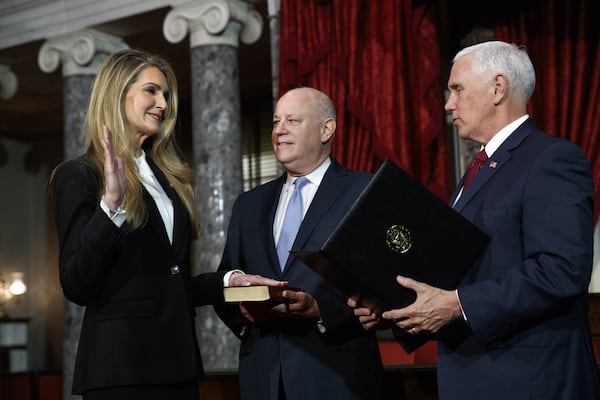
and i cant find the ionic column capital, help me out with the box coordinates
[38,29,128,76]
[163,0,263,47]
[0,64,18,99]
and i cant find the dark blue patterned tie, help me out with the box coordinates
[277,177,308,269]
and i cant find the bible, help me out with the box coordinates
[223,285,303,303]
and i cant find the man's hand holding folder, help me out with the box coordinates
[294,159,490,352]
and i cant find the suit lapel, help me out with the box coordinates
[144,155,189,256]
[453,119,535,211]
[142,187,172,249]
[282,161,348,271]
[297,161,347,241]
[264,175,286,273]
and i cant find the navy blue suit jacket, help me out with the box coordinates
[214,159,384,400]
[440,119,600,399]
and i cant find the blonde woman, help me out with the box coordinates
[51,48,281,400]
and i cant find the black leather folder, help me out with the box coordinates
[293,159,490,316]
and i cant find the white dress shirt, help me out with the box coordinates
[273,157,331,245]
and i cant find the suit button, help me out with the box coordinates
[170,265,181,274]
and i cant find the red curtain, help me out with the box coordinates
[279,0,452,200]
[495,0,600,224]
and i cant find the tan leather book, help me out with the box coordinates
[223,285,302,303]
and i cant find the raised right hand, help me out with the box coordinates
[101,125,126,209]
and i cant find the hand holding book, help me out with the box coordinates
[227,285,304,323]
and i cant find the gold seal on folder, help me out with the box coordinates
[386,225,412,254]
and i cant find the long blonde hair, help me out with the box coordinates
[84,48,198,236]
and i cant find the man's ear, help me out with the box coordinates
[493,73,508,105]
[320,118,336,143]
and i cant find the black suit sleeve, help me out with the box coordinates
[53,159,123,305]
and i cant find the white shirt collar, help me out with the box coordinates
[484,115,529,157]
[284,157,332,187]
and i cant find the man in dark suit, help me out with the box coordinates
[214,87,384,400]
[351,41,600,399]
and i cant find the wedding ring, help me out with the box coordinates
[410,328,417,334]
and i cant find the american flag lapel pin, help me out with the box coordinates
[489,161,498,168]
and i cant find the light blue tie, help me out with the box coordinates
[277,177,308,269]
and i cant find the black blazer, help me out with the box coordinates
[53,155,226,394]
[214,159,384,400]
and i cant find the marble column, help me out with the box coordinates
[38,29,127,400]
[266,0,284,177]
[267,0,280,106]
[163,0,263,370]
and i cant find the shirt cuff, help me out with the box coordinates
[100,197,126,226]
[456,289,467,321]
[223,269,245,287]
[315,317,326,334]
